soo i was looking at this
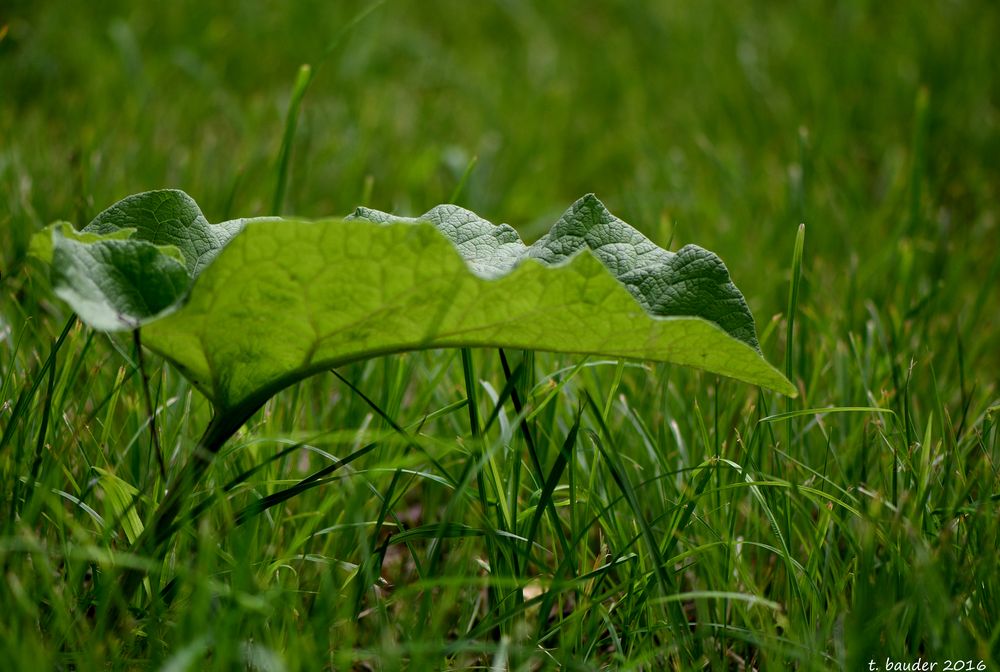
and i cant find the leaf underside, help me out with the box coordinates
[32,190,796,413]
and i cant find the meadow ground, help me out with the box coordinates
[1,1,998,669]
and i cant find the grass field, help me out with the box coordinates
[2,1,999,669]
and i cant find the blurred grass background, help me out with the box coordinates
[4,0,999,368]
[1,1,999,670]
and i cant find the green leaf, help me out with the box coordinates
[28,221,137,264]
[352,195,761,349]
[137,194,794,412]
[28,190,261,331]
[35,223,190,331]
[82,189,248,277]
[35,190,795,412]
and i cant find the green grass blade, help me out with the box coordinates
[271,64,313,216]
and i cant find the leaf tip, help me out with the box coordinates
[577,192,606,211]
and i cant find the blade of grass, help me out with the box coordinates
[785,223,805,407]
[5,317,75,526]
[498,348,571,557]
[759,406,895,423]
[22,329,59,517]
[233,441,380,526]
[332,368,455,486]
[524,409,580,557]
[582,391,697,656]
[448,155,479,206]
[271,63,313,216]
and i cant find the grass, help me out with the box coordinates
[2,1,999,669]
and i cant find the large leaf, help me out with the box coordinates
[33,191,796,414]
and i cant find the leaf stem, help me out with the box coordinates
[133,329,166,483]
[120,405,254,604]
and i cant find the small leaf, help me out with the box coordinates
[37,223,190,331]
[29,189,259,331]
[53,241,187,331]
[29,221,136,264]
